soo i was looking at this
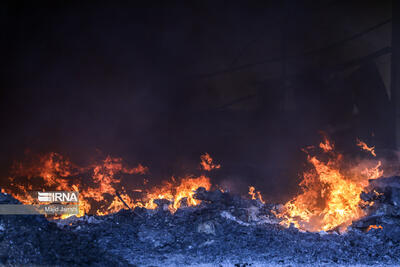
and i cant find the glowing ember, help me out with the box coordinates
[356,139,376,157]
[367,225,383,231]
[248,186,265,204]
[278,138,383,232]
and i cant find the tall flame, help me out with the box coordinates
[278,138,383,232]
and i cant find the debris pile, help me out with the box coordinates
[352,176,400,238]
[0,185,400,266]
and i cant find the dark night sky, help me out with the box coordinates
[0,1,393,201]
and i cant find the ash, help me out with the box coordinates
[1,179,400,266]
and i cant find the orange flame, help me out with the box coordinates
[3,152,214,218]
[248,186,265,204]
[200,153,221,171]
[367,225,383,231]
[356,139,376,157]
[319,138,334,152]
[361,161,383,179]
[133,175,211,212]
[278,138,383,232]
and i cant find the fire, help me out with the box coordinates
[133,175,211,212]
[248,186,265,204]
[319,137,334,152]
[200,153,221,171]
[3,140,384,232]
[361,161,383,179]
[356,139,376,157]
[366,225,383,231]
[3,152,214,218]
[278,138,383,232]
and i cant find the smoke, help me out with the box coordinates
[0,2,393,203]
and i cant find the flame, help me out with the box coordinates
[319,137,334,152]
[356,139,376,157]
[248,186,265,204]
[278,138,383,232]
[361,161,383,179]
[133,175,211,212]
[200,153,221,171]
[367,225,383,231]
[3,152,213,218]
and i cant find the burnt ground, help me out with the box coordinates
[0,184,400,266]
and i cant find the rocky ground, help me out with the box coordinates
[0,178,400,266]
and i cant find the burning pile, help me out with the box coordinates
[3,152,217,217]
[1,140,400,265]
[1,137,393,234]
